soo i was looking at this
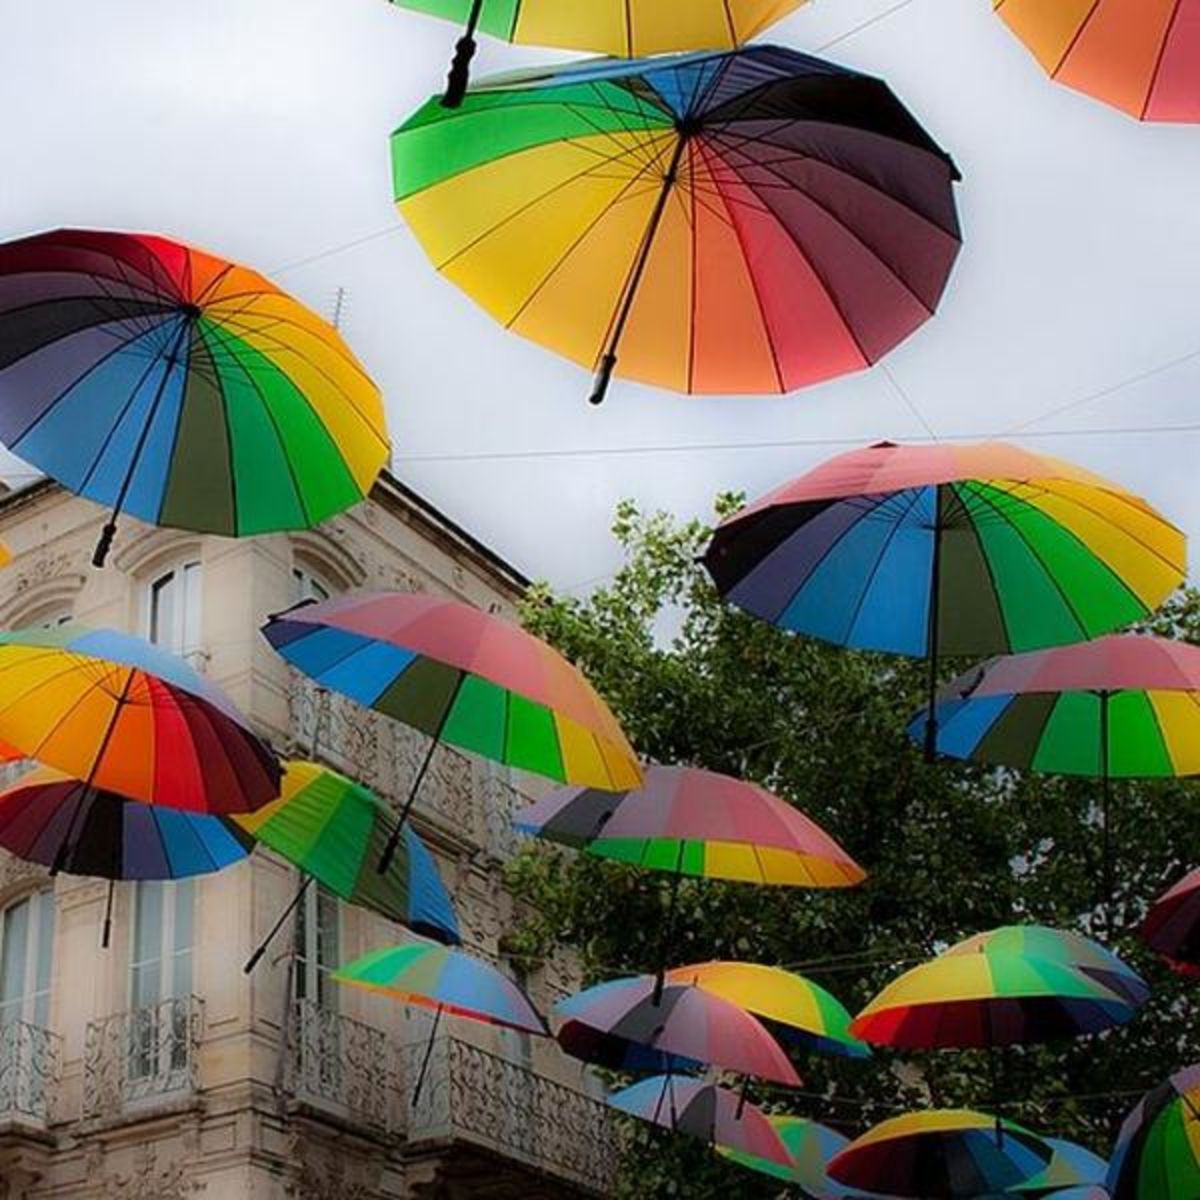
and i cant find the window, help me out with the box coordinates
[129,881,194,1083]
[147,561,202,655]
[293,566,331,606]
[293,883,339,1013]
[0,891,54,1030]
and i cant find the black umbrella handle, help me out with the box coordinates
[244,874,313,975]
[441,0,484,109]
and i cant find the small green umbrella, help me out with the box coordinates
[1108,1063,1200,1199]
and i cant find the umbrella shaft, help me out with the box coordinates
[244,874,313,975]
[923,508,943,764]
[412,1003,444,1108]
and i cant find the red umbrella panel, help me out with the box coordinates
[1143,866,1200,975]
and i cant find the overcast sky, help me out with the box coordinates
[2,0,1198,591]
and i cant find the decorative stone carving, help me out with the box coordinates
[284,1131,385,1200]
[95,1142,203,1199]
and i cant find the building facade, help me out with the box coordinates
[0,477,617,1199]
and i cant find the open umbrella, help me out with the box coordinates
[390,0,812,106]
[719,1115,852,1192]
[703,441,1185,761]
[334,941,548,1103]
[995,1,1199,123]
[609,1075,793,1169]
[263,591,641,871]
[1011,1137,1107,1197]
[827,1110,1051,1198]
[1143,866,1200,975]
[234,760,460,974]
[554,974,801,1085]
[392,47,961,404]
[0,229,389,565]
[1107,1063,1200,1199]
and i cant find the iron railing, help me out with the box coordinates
[82,995,203,1121]
[0,1019,61,1124]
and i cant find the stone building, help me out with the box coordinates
[0,474,617,1199]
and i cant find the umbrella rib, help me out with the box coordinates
[946,482,1017,652]
[1047,0,1107,78]
[1142,2,1187,119]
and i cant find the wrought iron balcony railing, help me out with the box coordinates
[0,1019,61,1125]
[283,999,396,1133]
[404,1034,618,1195]
[82,995,203,1122]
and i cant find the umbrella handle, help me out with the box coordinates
[588,355,617,406]
[101,880,116,950]
[244,874,313,975]
[441,0,484,109]
[92,522,118,568]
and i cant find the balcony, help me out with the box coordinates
[0,1020,60,1127]
[283,999,397,1134]
[403,1034,618,1197]
[82,996,203,1123]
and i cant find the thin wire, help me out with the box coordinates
[881,363,938,441]
[816,0,919,51]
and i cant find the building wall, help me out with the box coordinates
[0,480,613,1200]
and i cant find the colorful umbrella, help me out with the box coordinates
[609,1075,793,1169]
[392,48,961,404]
[1143,866,1200,975]
[1107,1063,1200,1199]
[0,625,279,816]
[719,1115,851,1192]
[995,1,1199,123]
[703,440,1185,760]
[554,975,801,1085]
[233,760,460,973]
[334,941,548,1102]
[0,229,389,565]
[1011,1137,1107,1197]
[263,591,641,869]
[827,1110,1051,1198]
[664,961,870,1058]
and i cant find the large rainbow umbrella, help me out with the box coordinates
[389,0,812,107]
[234,761,460,974]
[1142,866,1200,975]
[1107,1063,1200,1199]
[263,592,641,870]
[719,1115,852,1192]
[0,229,389,565]
[1011,1137,1107,1197]
[703,441,1185,760]
[609,1075,793,1169]
[995,1,1200,123]
[664,961,870,1059]
[827,1110,1051,1198]
[392,48,961,404]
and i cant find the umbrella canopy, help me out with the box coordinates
[1107,1063,1200,1199]
[0,625,279,815]
[333,942,547,1035]
[609,1075,793,1169]
[392,47,961,403]
[513,765,864,887]
[913,636,1200,778]
[1011,1137,1107,1197]
[703,441,1184,659]
[1143,866,1200,974]
[0,764,252,880]
[664,961,869,1058]
[995,0,1199,123]
[0,229,389,564]
[719,1115,851,1192]
[554,975,801,1085]
[827,1109,1051,1198]
[850,948,1140,1049]
[263,592,640,792]
[229,760,459,944]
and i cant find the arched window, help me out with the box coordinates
[292,566,331,606]
[146,561,202,656]
[0,890,55,1030]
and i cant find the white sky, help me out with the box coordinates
[2,0,1199,591]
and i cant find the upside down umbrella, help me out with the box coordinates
[995,0,1200,123]
[1142,866,1200,975]
[719,1116,852,1192]
[334,941,548,1103]
[0,229,389,565]
[704,440,1185,761]
[263,591,641,872]
[391,0,812,107]
[1107,1063,1200,1199]
[827,1110,1052,1198]
[1011,1137,1107,1197]
[392,47,962,404]
[234,760,460,974]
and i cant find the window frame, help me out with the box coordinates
[145,559,203,657]
[0,889,55,1030]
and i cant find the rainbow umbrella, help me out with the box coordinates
[554,974,800,1085]
[263,591,640,870]
[664,961,870,1059]
[703,440,1185,761]
[1143,866,1200,975]
[392,48,961,405]
[1107,1063,1200,1199]
[995,1,1199,123]
[233,761,460,974]
[1011,1137,1107,1197]
[0,229,389,565]
[609,1075,792,1169]
[827,1110,1051,1198]
[334,941,548,1102]
[719,1115,851,1192]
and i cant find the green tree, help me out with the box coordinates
[507,498,1200,1197]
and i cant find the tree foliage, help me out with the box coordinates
[507,498,1200,1197]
